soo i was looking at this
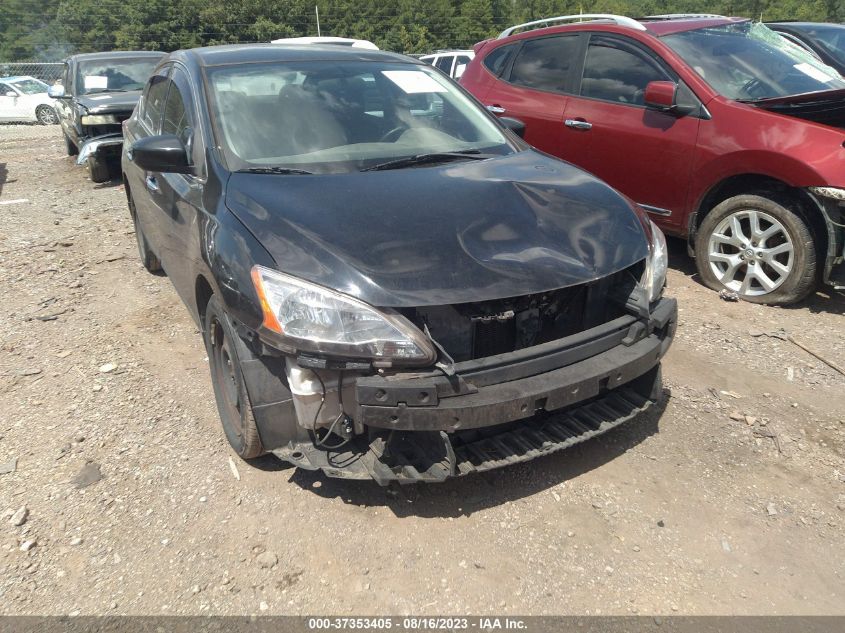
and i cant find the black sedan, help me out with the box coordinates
[121,44,676,484]
[767,22,845,77]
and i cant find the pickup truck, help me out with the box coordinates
[48,51,164,182]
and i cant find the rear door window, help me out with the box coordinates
[435,56,453,74]
[580,35,672,105]
[508,35,581,93]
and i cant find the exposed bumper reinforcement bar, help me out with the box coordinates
[76,133,123,165]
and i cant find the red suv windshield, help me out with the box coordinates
[662,21,845,100]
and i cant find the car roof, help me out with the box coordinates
[69,51,166,62]
[494,15,748,41]
[641,16,749,36]
[0,75,38,82]
[172,43,416,67]
[421,50,474,57]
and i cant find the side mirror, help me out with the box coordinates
[499,116,526,139]
[644,81,677,111]
[47,85,66,98]
[4,91,16,98]
[129,135,193,174]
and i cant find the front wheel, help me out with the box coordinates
[36,105,58,125]
[64,132,78,156]
[694,194,817,305]
[87,155,110,183]
[204,296,264,459]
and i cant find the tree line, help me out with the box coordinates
[1,0,843,61]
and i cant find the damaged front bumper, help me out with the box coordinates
[265,297,677,484]
[76,133,123,165]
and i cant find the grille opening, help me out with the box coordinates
[403,261,643,362]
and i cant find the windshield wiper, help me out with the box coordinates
[87,88,130,94]
[237,167,315,175]
[361,150,494,172]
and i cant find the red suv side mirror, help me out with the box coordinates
[644,81,678,111]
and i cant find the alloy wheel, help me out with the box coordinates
[707,209,794,296]
[37,106,58,125]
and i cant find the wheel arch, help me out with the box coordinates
[688,173,828,258]
[195,274,215,333]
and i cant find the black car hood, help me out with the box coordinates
[77,90,142,114]
[225,150,649,307]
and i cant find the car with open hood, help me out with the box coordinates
[461,14,845,305]
[121,44,676,483]
[48,51,165,182]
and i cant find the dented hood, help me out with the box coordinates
[224,150,649,307]
[77,90,141,114]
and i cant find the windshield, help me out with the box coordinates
[10,78,47,95]
[205,61,513,174]
[663,22,845,101]
[76,58,160,95]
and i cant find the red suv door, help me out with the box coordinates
[560,34,702,233]
[479,34,584,151]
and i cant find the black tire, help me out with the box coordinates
[87,155,110,183]
[36,105,59,125]
[204,295,264,459]
[694,194,817,305]
[127,190,162,273]
[64,132,78,156]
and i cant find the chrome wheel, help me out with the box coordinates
[707,209,794,296]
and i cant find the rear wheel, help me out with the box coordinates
[36,105,58,125]
[127,190,162,273]
[694,194,817,305]
[204,295,264,459]
[87,155,110,183]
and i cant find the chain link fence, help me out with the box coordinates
[0,62,64,83]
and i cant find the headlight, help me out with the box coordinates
[80,114,119,125]
[641,218,668,303]
[251,266,435,366]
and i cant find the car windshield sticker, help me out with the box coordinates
[381,70,448,94]
[793,63,837,83]
[84,75,108,90]
[85,95,112,100]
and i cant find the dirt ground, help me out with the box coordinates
[0,124,843,616]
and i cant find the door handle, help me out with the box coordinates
[486,104,506,114]
[145,175,159,192]
[564,118,592,130]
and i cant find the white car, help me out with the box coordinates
[0,75,59,124]
[419,50,475,79]
[271,36,379,50]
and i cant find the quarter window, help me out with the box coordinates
[482,44,515,77]
[580,36,669,105]
[509,35,580,93]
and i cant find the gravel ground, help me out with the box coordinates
[0,125,843,616]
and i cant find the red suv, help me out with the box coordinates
[461,14,845,305]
